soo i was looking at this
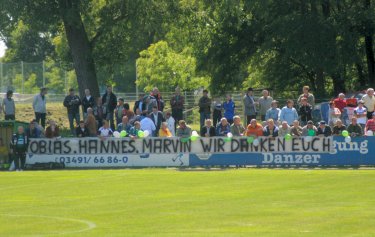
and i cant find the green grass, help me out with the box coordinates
[0,169,375,236]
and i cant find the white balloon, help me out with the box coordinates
[192,130,199,137]
[113,131,120,138]
[305,136,312,142]
[253,139,259,146]
[143,130,150,137]
[345,136,351,143]
[227,132,233,138]
[367,130,374,136]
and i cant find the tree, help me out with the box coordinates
[136,41,209,92]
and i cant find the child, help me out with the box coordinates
[10,126,29,171]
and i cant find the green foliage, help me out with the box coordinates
[23,73,39,94]
[136,41,209,92]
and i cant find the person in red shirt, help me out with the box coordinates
[245,119,263,137]
[333,93,347,113]
[364,112,375,135]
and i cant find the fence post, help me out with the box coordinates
[0,62,2,92]
[42,60,45,87]
[21,61,24,94]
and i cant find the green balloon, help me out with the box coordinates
[137,130,144,138]
[120,130,127,137]
[181,137,190,143]
[224,137,232,142]
[308,129,316,136]
[247,136,254,144]
[285,133,292,141]
[342,130,349,137]
[190,135,199,141]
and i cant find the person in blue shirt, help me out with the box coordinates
[216,117,231,136]
[279,99,299,126]
[117,116,132,134]
[265,100,281,124]
[223,94,236,124]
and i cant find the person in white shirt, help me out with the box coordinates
[98,120,113,137]
[354,100,367,129]
[140,115,156,137]
[362,88,375,119]
[165,112,176,136]
[33,87,48,128]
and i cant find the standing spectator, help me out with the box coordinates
[216,117,231,136]
[176,120,192,138]
[10,126,29,171]
[328,102,341,127]
[198,90,211,129]
[140,114,156,137]
[85,113,98,137]
[290,120,303,136]
[347,117,363,137]
[334,93,347,114]
[299,97,313,126]
[134,94,146,113]
[33,87,48,128]
[2,90,15,120]
[63,88,81,135]
[26,120,42,138]
[362,88,375,120]
[122,103,134,121]
[364,112,375,135]
[45,120,60,138]
[212,97,222,127]
[102,85,117,130]
[149,106,165,136]
[265,100,280,124]
[301,120,318,136]
[223,94,235,124]
[243,88,257,125]
[165,112,176,136]
[317,121,332,137]
[81,89,95,119]
[332,119,346,136]
[170,87,184,128]
[201,119,216,137]
[353,100,367,129]
[245,119,263,137]
[98,120,113,137]
[151,87,164,112]
[279,100,298,126]
[145,95,157,113]
[159,122,172,137]
[93,97,104,129]
[230,116,245,136]
[297,85,315,107]
[263,119,278,137]
[117,116,131,134]
[258,90,273,121]
[278,121,291,137]
[76,120,89,138]
[114,98,125,125]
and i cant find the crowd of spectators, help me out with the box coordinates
[1,86,375,141]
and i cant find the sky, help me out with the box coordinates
[0,40,7,58]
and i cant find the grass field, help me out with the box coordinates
[0,169,375,237]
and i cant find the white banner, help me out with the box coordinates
[28,137,332,155]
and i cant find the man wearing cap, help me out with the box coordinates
[243,88,257,125]
[317,120,332,137]
[354,100,367,129]
[63,88,81,135]
[302,120,318,136]
[364,112,375,135]
[362,88,375,120]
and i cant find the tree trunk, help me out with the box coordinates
[331,73,346,95]
[315,68,326,98]
[356,63,367,87]
[58,0,100,99]
[364,0,375,85]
